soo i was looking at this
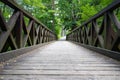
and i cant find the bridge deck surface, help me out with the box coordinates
[0,41,120,80]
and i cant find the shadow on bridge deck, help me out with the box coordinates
[0,41,120,80]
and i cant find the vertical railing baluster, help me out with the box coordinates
[66,0,120,53]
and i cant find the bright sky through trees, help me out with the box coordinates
[15,0,113,38]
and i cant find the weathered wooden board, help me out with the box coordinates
[0,41,120,80]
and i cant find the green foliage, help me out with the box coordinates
[58,0,113,31]
[80,4,97,23]
[1,0,114,37]
[0,2,14,21]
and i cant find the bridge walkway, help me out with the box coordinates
[0,41,120,80]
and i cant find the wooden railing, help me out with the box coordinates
[0,0,57,53]
[67,0,120,60]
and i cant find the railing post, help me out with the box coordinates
[66,0,120,55]
[0,0,57,53]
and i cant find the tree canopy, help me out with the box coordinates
[13,0,113,37]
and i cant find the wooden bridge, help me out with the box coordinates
[0,0,120,80]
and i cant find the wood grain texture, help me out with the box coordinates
[67,0,120,53]
[0,41,120,80]
[0,0,57,53]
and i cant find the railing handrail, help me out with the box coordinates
[69,0,120,35]
[0,0,57,53]
[67,0,120,60]
[0,0,55,34]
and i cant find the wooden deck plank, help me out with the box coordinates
[0,41,120,80]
